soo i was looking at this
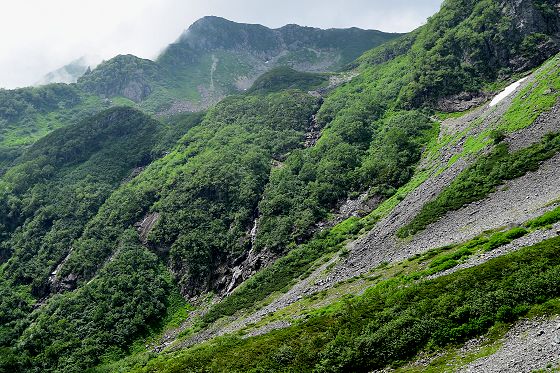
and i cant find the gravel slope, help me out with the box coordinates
[460,316,560,373]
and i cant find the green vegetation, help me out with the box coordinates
[248,67,328,94]
[4,232,169,373]
[0,84,106,171]
[125,237,560,372]
[399,132,560,237]
[256,109,434,251]
[1,2,559,372]
[0,90,321,372]
[0,107,201,372]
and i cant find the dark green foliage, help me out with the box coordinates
[12,231,169,373]
[135,236,560,372]
[399,133,560,237]
[0,107,193,372]
[0,91,317,372]
[0,84,80,123]
[248,67,328,94]
[55,91,318,296]
[256,110,434,251]
[323,0,560,116]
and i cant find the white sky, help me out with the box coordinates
[0,0,443,89]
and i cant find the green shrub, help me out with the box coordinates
[135,236,560,373]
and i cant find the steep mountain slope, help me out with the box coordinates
[0,17,396,174]
[110,50,560,373]
[86,0,560,370]
[1,1,560,372]
[77,16,399,113]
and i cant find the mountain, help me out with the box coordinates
[35,55,102,86]
[77,17,399,112]
[1,1,560,372]
[0,17,396,173]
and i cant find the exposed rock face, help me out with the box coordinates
[506,0,560,70]
[434,0,560,112]
[436,91,493,112]
[221,246,278,296]
[135,212,160,244]
[506,0,560,35]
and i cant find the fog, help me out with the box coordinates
[0,0,442,89]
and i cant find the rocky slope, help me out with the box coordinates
[1,1,560,372]
[461,316,560,372]
[163,56,560,352]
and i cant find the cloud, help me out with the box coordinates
[0,0,442,89]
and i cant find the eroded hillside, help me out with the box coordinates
[1,0,560,372]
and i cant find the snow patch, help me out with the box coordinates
[489,77,528,107]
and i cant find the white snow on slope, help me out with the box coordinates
[489,77,528,107]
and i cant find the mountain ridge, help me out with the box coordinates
[78,16,399,111]
[1,1,560,372]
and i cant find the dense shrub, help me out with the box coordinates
[135,236,560,372]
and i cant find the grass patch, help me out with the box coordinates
[525,206,560,229]
[498,55,560,133]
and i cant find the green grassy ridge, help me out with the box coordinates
[248,67,329,94]
[398,132,560,238]
[123,236,560,372]
[0,85,108,172]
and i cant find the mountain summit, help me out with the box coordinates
[76,16,398,112]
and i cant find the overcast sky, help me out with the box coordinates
[0,0,443,89]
